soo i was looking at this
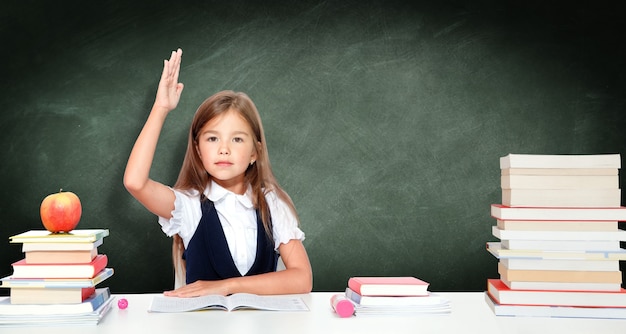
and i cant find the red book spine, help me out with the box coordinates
[81,286,96,301]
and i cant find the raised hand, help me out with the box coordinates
[153,48,184,113]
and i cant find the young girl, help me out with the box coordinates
[123,49,312,297]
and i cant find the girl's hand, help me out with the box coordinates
[153,48,184,113]
[164,279,232,298]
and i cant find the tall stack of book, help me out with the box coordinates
[342,276,451,316]
[485,153,626,319]
[0,229,114,326]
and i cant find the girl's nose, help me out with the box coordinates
[218,143,230,155]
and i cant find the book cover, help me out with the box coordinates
[1,268,114,288]
[486,242,626,261]
[9,229,109,244]
[347,277,429,296]
[24,248,98,264]
[11,254,108,279]
[500,174,619,189]
[499,154,621,169]
[484,292,626,319]
[0,287,111,316]
[490,204,626,221]
[487,279,626,308]
[147,293,309,313]
[497,262,622,283]
[9,286,96,305]
[502,188,621,207]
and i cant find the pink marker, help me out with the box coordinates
[330,294,354,318]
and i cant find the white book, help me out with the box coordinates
[500,154,621,169]
[501,279,622,292]
[0,268,114,288]
[0,287,111,315]
[344,288,448,307]
[496,220,618,231]
[502,168,619,176]
[486,242,626,261]
[500,174,619,189]
[491,204,626,221]
[501,239,622,251]
[22,239,103,252]
[492,226,626,241]
[488,279,626,307]
[485,292,626,319]
[502,188,621,207]
[500,258,620,272]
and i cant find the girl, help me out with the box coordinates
[123,49,312,297]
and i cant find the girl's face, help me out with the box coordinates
[196,109,258,194]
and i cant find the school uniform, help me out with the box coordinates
[158,181,304,286]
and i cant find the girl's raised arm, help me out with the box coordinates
[123,49,184,219]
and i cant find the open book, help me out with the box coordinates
[148,293,309,313]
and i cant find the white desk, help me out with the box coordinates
[3,292,625,334]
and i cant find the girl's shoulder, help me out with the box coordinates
[172,187,203,201]
[263,187,297,216]
[262,186,283,204]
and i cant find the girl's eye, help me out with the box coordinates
[233,137,244,143]
[207,136,218,142]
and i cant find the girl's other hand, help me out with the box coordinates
[153,48,184,113]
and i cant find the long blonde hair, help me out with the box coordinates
[171,90,298,285]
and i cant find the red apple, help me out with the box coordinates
[40,191,82,233]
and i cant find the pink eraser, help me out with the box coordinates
[330,294,354,318]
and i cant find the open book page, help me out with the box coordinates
[148,293,309,313]
[149,295,228,312]
[227,293,309,311]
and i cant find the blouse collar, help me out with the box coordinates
[206,181,254,209]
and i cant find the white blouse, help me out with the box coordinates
[158,181,304,276]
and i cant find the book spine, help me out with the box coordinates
[344,288,362,304]
[88,287,111,310]
[346,278,363,295]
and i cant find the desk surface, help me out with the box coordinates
[4,292,626,334]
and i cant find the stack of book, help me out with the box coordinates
[0,229,114,326]
[343,276,451,316]
[486,153,626,319]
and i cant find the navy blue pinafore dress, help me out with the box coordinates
[183,196,278,284]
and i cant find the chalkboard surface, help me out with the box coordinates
[1,1,625,294]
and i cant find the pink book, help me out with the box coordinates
[11,254,108,279]
[348,277,430,296]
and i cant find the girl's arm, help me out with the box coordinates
[163,239,313,297]
[123,49,184,218]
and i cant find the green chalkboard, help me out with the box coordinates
[1,1,625,295]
